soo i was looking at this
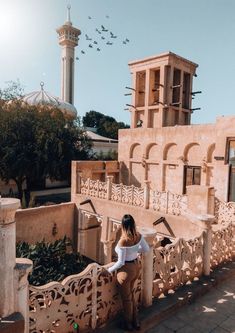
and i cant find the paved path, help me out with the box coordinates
[146,277,235,333]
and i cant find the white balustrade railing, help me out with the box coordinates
[81,178,108,199]
[211,223,235,268]
[29,261,141,333]
[152,233,204,297]
[111,183,144,207]
[79,177,187,214]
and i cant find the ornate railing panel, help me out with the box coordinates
[149,190,167,212]
[133,186,144,207]
[111,183,144,207]
[80,178,108,199]
[150,190,187,216]
[111,183,122,202]
[80,177,89,196]
[167,192,188,216]
[214,198,235,224]
[29,260,142,333]
[80,177,188,214]
[29,264,96,333]
[152,233,204,298]
[211,223,235,268]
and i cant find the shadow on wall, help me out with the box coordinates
[120,162,141,187]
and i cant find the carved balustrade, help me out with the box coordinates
[214,197,235,224]
[80,178,108,199]
[29,261,141,333]
[152,233,204,297]
[111,183,144,207]
[150,190,187,216]
[80,177,189,215]
[211,223,235,268]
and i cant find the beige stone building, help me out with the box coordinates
[117,52,235,202]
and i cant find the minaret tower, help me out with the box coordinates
[56,5,81,104]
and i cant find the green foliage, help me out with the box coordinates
[0,102,92,199]
[94,149,118,161]
[0,80,24,101]
[82,110,129,139]
[16,237,91,286]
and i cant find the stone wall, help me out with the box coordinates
[118,116,235,201]
[15,203,75,244]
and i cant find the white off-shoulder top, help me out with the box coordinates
[107,235,150,273]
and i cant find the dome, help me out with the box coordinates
[21,83,77,118]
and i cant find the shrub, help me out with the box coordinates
[16,237,91,286]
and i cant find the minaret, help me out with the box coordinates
[56,5,81,104]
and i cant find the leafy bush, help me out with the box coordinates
[16,237,91,286]
[93,149,118,161]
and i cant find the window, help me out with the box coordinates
[228,140,235,166]
[172,68,181,105]
[150,69,160,105]
[183,166,201,194]
[182,72,190,109]
[227,139,235,201]
[136,71,146,107]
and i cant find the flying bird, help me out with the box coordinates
[81,50,85,54]
[97,48,101,51]
[96,28,101,34]
[123,40,127,44]
[110,32,117,38]
[106,41,113,45]
[101,25,108,32]
[76,57,79,60]
[88,44,93,48]
[105,15,109,18]
[88,16,92,19]
[85,34,92,41]
[93,41,98,45]
[125,38,130,42]
[101,36,105,40]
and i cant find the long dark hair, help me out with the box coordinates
[121,214,137,240]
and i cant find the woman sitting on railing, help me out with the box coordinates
[103,214,150,331]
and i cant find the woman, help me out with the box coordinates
[106,214,150,331]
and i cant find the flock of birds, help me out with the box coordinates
[75,15,130,60]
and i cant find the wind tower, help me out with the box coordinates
[56,5,81,105]
[128,52,198,128]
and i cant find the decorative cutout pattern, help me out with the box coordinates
[150,190,187,215]
[150,190,167,212]
[80,178,108,199]
[152,234,204,297]
[168,192,188,216]
[80,177,188,214]
[111,183,144,207]
[214,198,235,224]
[211,223,235,268]
[29,262,142,333]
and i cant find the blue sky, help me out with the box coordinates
[0,0,235,125]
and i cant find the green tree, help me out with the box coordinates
[0,80,24,101]
[0,102,92,199]
[94,149,118,161]
[83,110,129,139]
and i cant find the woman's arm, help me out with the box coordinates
[138,236,150,253]
[107,247,127,273]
